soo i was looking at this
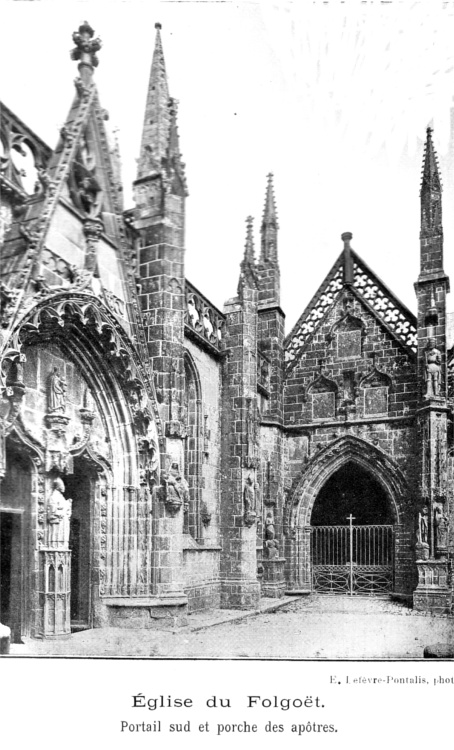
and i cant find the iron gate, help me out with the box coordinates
[311,522,394,595]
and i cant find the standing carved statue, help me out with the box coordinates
[163,462,189,515]
[243,475,256,514]
[425,339,442,397]
[265,539,279,559]
[418,505,429,545]
[48,367,67,413]
[434,506,448,551]
[265,512,275,541]
[47,478,72,548]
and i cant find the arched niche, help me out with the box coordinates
[184,352,202,539]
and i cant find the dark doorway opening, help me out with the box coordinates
[311,462,393,526]
[1,446,31,641]
[0,511,22,642]
[65,458,93,631]
[310,462,394,595]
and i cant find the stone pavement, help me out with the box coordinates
[7,594,454,659]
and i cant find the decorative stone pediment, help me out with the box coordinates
[359,366,392,417]
[306,373,338,421]
[359,366,392,390]
[328,303,366,360]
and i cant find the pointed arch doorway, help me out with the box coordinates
[310,462,394,595]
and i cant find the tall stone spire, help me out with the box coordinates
[239,216,258,291]
[420,127,442,241]
[256,174,280,306]
[413,127,451,615]
[136,23,175,182]
[135,23,187,194]
[260,173,279,262]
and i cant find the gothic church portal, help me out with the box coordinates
[0,22,453,643]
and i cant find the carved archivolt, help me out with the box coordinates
[0,292,162,438]
[283,435,407,534]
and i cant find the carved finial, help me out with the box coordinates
[261,173,279,262]
[421,127,441,190]
[238,216,258,293]
[70,21,102,82]
[245,215,255,261]
[341,231,352,249]
[341,232,354,285]
[262,173,278,226]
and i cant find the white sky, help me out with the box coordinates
[1,0,454,333]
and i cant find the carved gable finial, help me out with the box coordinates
[341,231,354,285]
[70,21,102,81]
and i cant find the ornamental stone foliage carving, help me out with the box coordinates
[70,21,102,69]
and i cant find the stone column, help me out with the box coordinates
[220,271,261,609]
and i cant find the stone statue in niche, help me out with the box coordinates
[417,505,429,545]
[244,475,257,514]
[265,512,275,541]
[71,160,102,217]
[47,478,72,548]
[265,539,279,559]
[434,506,448,553]
[243,474,257,527]
[264,512,279,558]
[162,462,189,516]
[425,339,442,397]
[48,367,67,413]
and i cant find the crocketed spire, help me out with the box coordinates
[260,173,279,262]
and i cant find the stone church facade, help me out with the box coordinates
[0,23,453,642]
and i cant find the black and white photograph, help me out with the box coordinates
[1,3,454,740]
